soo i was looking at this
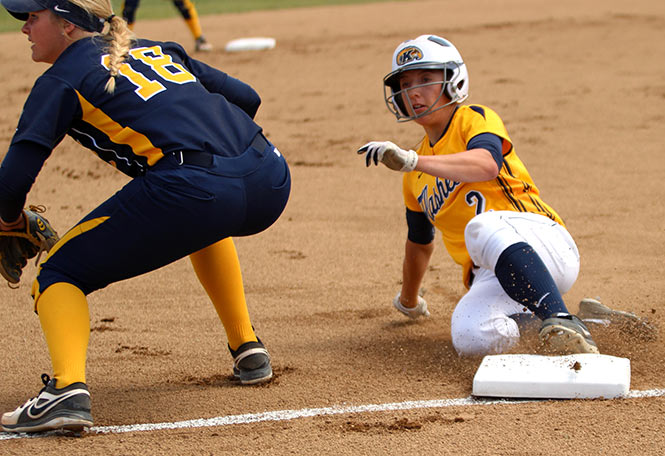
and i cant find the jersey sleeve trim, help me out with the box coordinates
[467,132,503,170]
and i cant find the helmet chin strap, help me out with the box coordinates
[393,82,456,122]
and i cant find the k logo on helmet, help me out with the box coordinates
[396,46,423,67]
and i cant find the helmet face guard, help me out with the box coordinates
[383,35,469,122]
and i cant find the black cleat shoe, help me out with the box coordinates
[1,374,92,433]
[539,313,599,354]
[229,340,272,385]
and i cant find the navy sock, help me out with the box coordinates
[494,242,569,320]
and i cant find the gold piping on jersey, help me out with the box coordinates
[76,92,164,165]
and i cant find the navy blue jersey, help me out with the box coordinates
[10,37,262,177]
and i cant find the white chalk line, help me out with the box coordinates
[2,388,664,440]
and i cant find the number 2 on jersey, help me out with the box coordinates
[101,46,196,101]
[465,190,486,215]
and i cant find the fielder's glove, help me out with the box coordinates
[393,292,430,319]
[0,205,59,286]
[357,141,418,172]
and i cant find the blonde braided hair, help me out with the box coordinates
[68,0,135,93]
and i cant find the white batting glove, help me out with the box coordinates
[357,141,418,172]
[393,292,430,319]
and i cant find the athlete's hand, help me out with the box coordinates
[0,205,59,286]
[393,292,430,319]
[357,141,418,172]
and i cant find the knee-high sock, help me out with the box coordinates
[494,242,569,320]
[174,0,203,39]
[190,237,257,350]
[37,283,90,388]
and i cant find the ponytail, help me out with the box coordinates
[67,0,135,94]
[102,14,134,93]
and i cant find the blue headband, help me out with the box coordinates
[0,0,106,33]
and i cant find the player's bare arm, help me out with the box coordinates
[400,239,434,308]
[414,147,499,182]
[358,141,499,182]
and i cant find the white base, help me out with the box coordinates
[225,37,276,52]
[472,354,630,399]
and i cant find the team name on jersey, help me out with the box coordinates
[417,177,460,222]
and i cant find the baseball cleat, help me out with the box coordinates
[1,374,92,434]
[578,297,640,324]
[539,313,599,354]
[230,340,272,385]
[195,36,213,52]
[578,297,657,341]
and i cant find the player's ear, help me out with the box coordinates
[62,20,78,37]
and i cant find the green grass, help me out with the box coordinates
[1,0,400,34]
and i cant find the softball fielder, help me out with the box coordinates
[122,0,212,52]
[357,34,598,357]
[0,0,290,433]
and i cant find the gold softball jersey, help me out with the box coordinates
[402,104,564,287]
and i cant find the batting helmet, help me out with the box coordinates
[383,35,469,122]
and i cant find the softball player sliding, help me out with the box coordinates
[122,0,213,51]
[0,0,290,434]
[358,34,598,357]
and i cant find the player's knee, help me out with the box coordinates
[34,263,97,299]
[451,314,520,357]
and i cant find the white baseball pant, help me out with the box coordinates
[450,211,580,356]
